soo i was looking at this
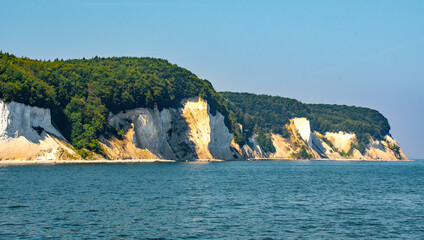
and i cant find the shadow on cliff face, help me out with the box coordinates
[166,109,198,160]
[309,133,328,158]
[29,126,65,144]
[51,108,72,142]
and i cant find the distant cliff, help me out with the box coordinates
[0,53,407,161]
[221,92,407,160]
[241,117,407,160]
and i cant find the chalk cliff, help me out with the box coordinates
[0,100,407,161]
[239,117,407,160]
[101,97,238,160]
[0,101,78,160]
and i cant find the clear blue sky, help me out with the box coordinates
[1,0,423,158]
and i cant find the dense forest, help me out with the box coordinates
[1,53,391,156]
[0,52,239,154]
[221,92,391,153]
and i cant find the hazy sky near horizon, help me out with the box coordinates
[1,0,423,158]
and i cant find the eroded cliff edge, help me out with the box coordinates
[0,100,78,160]
[0,98,407,161]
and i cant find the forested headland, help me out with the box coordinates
[221,92,390,153]
[1,52,391,155]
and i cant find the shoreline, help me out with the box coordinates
[249,158,411,162]
[0,159,176,165]
[0,159,227,165]
[0,158,411,165]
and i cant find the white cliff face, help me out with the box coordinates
[291,117,326,158]
[209,112,235,159]
[182,99,213,159]
[182,98,236,159]
[239,118,318,159]
[108,107,175,158]
[0,101,64,142]
[104,97,237,160]
[292,118,311,142]
[134,108,173,150]
[0,100,77,160]
[248,135,268,158]
[318,131,407,160]
[324,132,355,153]
[262,117,408,160]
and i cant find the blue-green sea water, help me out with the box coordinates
[1,160,423,239]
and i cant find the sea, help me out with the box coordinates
[1,160,423,239]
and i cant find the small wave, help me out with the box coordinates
[1,222,23,226]
[7,205,29,209]
[84,209,97,212]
